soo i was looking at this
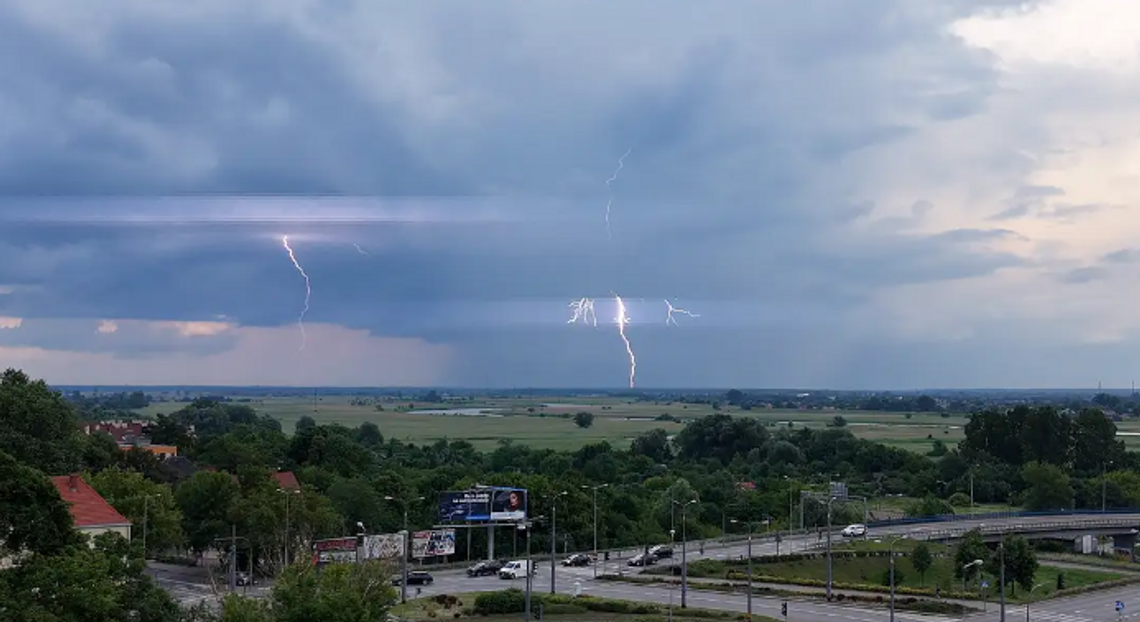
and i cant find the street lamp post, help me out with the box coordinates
[385,494,425,603]
[582,484,607,579]
[550,491,567,594]
[140,493,159,561]
[518,520,533,622]
[962,558,983,594]
[674,499,697,609]
[825,496,836,599]
[277,487,300,568]
[887,535,910,622]
[730,519,754,621]
[668,528,676,622]
[1025,582,1045,622]
[999,541,1007,622]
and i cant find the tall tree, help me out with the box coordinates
[1021,462,1074,511]
[88,465,185,557]
[0,449,79,557]
[0,368,85,474]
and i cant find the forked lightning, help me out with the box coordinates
[665,299,699,325]
[614,294,636,388]
[604,148,632,241]
[567,298,597,327]
[281,235,312,350]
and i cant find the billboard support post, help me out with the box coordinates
[488,524,495,561]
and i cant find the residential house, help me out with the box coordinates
[50,474,133,544]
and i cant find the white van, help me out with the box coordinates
[498,560,536,579]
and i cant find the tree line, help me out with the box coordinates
[3,367,1140,620]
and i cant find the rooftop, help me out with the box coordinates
[49,474,132,528]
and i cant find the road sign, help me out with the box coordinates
[981,581,989,588]
[1116,601,1124,612]
[781,602,787,617]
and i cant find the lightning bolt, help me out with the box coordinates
[281,235,311,350]
[568,297,597,327]
[353,243,369,255]
[604,148,632,240]
[614,294,636,388]
[665,299,699,326]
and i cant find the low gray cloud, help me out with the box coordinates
[0,0,1128,387]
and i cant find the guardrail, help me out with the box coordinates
[867,507,1140,528]
[915,516,1140,541]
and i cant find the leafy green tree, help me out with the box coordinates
[0,449,79,557]
[1021,462,1074,511]
[905,496,954,518]
[986,535,1038,592]
[88,465,185,557]
[573,411,595,428]
[953,529,988,583]
[911,542,933,586]
[630,428,672,462]
[0,532,178,622]
[271,559,397,622]
[176,471,240,554]
[0,368,86,474]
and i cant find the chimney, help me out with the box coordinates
[68,473,79,492]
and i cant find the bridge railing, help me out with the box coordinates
[867,508,1140,529]
[914,516,1140,541]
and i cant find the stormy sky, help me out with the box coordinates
[1,0,1139,389]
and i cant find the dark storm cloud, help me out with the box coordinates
[0,0,1058,385]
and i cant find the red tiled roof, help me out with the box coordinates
[273,471,300,491]
[49,475,132,528]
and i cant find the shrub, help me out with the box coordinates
[473,590,529,615]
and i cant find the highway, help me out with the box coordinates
[149,512,1140,621]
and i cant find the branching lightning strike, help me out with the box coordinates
[353,243,369,255]
[567,297,597,327]
[614,294,636,388]
[665,299,700,326]
[604,148,632,241]
[281,235,312,351]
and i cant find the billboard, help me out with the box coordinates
[313,533,405,565]
[438,487,527,523]
[412,529,456,558]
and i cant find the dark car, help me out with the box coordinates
[392,571,434,586]
[649,545,673,559]
[627,553,656,567]
[467,560,504,577]
[561,554,592,567]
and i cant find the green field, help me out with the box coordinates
[391,591,764,622]
[689,542,1123,603]
[135,395,975,451]
[133,393,1140,453]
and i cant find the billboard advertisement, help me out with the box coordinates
[489,488,527,521]
[412,529,456,558]
[361,533,405,560]
[313,533,405,565]
[438,488,527,523]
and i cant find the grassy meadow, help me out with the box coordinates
[134,394,974,452]
[133,393,1140,453]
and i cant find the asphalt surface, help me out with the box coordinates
[148,512,1140,620]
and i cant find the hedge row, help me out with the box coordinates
[596,574,972,615]
[722,570,976,600]
[646,550,899,576]
[470,589,774,620]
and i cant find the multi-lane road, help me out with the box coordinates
[151,512,1140,622]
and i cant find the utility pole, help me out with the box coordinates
[730,519,753,621]
[550,491,566,594]
[826,496,835,599]
[676,499,697,609]
[583,484,607,579]
[384,494,423,603]
[142,495,150,560]
[229,524,237,592]
[520,521,532,622]
[999,541,1006,622]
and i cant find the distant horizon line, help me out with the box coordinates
[48,384,1137,394]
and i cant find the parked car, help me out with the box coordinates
[467,560,504,577]
[392,571,434,586]
[649,545,673,559]
[561,553,592,567]
[498,560,536,579]
[841,524,867,538]
[627,553,656,567]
